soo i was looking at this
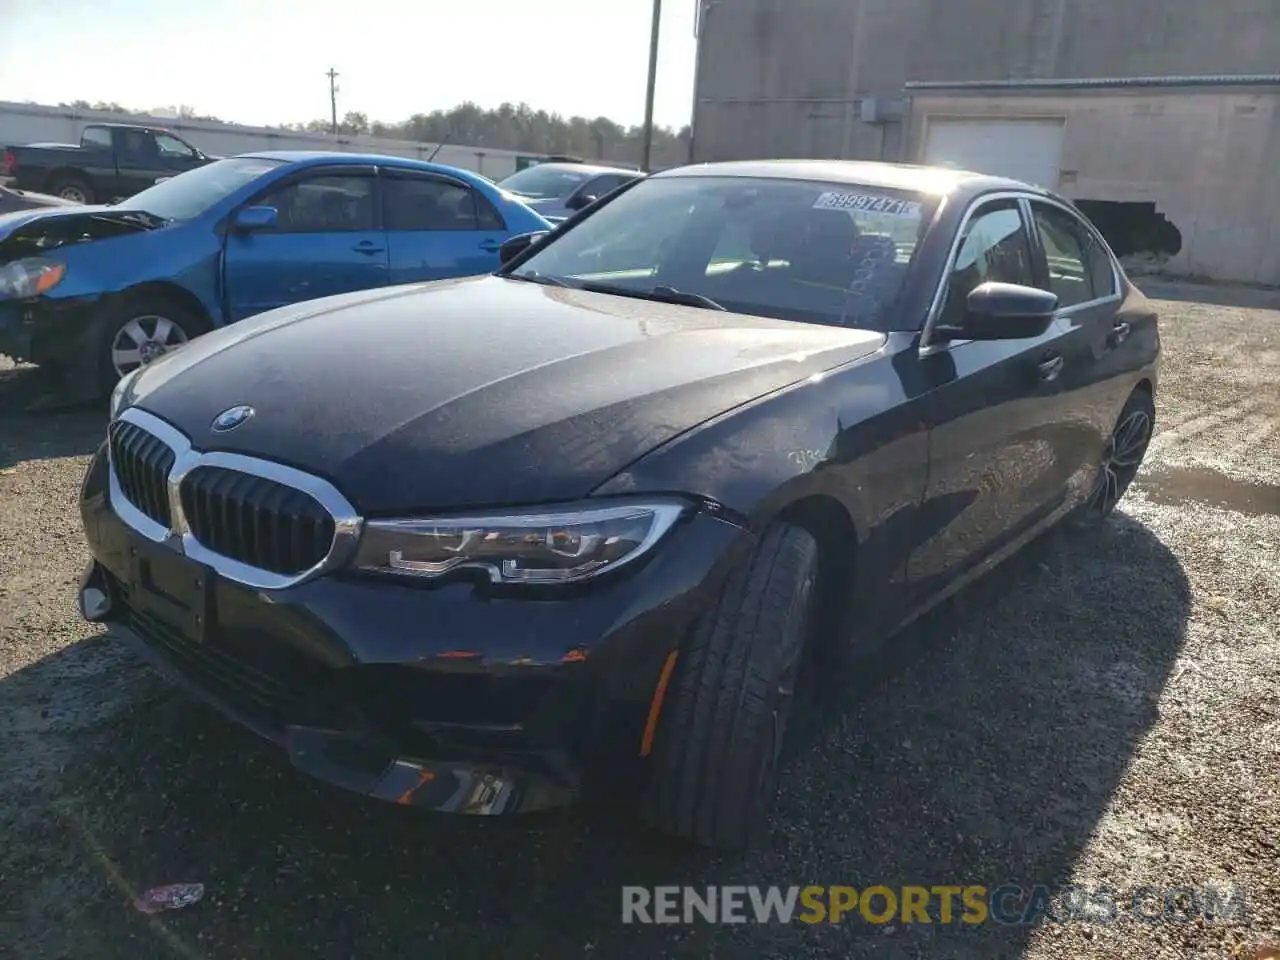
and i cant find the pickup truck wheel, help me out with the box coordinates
[49,175,94,204]
[98,298,204,391]
[643,522,820,849]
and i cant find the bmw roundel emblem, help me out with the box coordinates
[211,405,255,432]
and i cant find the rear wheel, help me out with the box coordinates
[643,522,820,849]
[48,174,94,204]
[1068,388,1155,528]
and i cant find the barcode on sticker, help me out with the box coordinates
[813,192,922,217]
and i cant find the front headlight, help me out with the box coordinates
[353,500,687,584]
[0,258,65,301]
[109,365,144,417]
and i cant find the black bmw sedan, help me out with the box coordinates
[78,160,1159,848]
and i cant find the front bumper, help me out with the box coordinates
[78,445,748,814]
[0,295,98,366]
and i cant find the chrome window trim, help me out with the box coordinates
[919,190,1123,354]
[107,406,364,590]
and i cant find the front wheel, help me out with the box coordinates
[1068,388,1155,528]
[643,522,820,849]
[97,297,205,393]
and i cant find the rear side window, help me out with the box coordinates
[384,177,495,231]
[942,201,1036,325]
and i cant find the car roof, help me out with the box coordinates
[652,159,1053,199]
[509,161,643,177]
[236,150,482,178]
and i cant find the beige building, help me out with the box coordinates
[691,0,1280,284]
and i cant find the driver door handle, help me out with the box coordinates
[1037,354,1065,382]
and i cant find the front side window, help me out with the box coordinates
[259,175,376,232]
[155,133,195,158]
[509,175,933,332]
[942,201,1036,325]
[1032,203,1093,308]
[126,157,286,221]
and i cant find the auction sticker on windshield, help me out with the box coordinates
[813,192,922,217]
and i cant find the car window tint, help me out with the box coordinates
[582,174,627,199]
[475,192,506,230]
[1032,204,1092,308]
[1083,229,1117,299]
[261,175,376,232]
[82,127,112,149]
[943,202,1035,325]
[384,177,482,231]
[121,130,155,157]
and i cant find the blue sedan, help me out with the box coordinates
[0,152,551,391]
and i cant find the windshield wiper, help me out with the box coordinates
[577,281,726,311]
[509,271,571,287]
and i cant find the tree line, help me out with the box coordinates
[61,99,692,169]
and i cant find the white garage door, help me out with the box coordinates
[922,118,1066,189]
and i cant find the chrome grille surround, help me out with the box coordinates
[106,406,363,590]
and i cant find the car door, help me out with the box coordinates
[904,195,1080,601]
[154,132,208,180]
[113,128,170,197]
[1026,199,1132,502]
[223,168,388,321]
[381,171,507,283]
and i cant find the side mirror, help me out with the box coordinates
[564,192,597,212]
[940,281,1059,341]
[233,205,279,232]
[498,230,549,265]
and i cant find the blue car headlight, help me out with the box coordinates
[0,258,65,301]
[353,500,687,584]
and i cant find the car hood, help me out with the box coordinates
[0,205,168,253]
[127,276,886,513]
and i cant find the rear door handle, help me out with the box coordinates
[1037,354,1065,382]
[353,241,385,255]
[478,239,502,253]
[1109,320,1131,347]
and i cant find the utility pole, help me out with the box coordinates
[640,0,662,171]
[326,67,340,134]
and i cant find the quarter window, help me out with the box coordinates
[257,175,377,232]
[942,201,1036,325]
[82,127,112,149]
[1031,204,1093,308]
[1083,231,1117,299]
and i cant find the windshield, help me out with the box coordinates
[497,165,593,200]
[509,175,935,331]
[123,157,286,221]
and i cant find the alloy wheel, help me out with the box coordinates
[111,315,190,378]
[58,185,89,203]
[1086,407,1152,518]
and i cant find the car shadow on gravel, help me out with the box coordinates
[6,514,1190,960]
[0,366,105,469]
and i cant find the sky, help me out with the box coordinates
[0,0,700,131]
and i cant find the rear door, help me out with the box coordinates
[904,195,1078,601]
[380,171,507,283]
[223,167,388,321]
[1026,198,1132,502]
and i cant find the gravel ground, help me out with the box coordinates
[1,281,1277,959]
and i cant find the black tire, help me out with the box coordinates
[96,294,207,395]
[644,522,820,849]
[48,174,94,205]
[1066,387,1156,530]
